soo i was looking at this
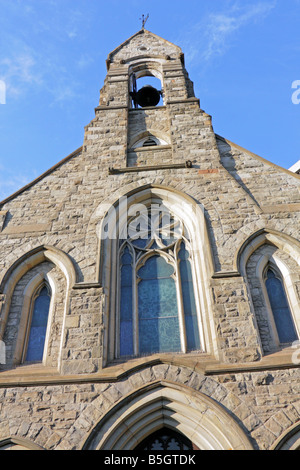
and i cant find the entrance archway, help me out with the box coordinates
[83,381,253,450]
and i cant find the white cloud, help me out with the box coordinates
[0,2,87,104]
[0,40,82,104]
[178,1,277,65]
[203,2,277,61]
[0,51,43,97]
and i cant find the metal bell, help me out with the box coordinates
[136,85,161,107]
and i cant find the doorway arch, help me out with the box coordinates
[83,381,253,450]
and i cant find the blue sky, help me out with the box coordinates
[0,0,299,201]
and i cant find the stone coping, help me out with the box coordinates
[216,134,300,180]
[0,349,299,388]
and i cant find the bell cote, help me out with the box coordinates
[87,29,217,172]
[99,29,195,109]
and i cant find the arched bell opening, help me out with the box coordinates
[129,66,164,108]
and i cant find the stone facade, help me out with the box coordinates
[0,29,300,451]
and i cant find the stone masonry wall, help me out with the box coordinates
[211,276,261,363]
[1,364,300,450]
[128,107,170,146]
[60,287,104,375]
[0,112,299,367]
[0,30,300,450]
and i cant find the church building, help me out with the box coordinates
[0,28,300,451]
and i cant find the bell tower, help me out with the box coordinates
[83,28,221,172]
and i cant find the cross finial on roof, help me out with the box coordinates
[140,14,149,29]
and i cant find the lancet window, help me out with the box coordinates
[265,267,298,344]
[24,284,51,363]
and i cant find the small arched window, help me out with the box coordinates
[24,284,51,363]
[265,268,298,344]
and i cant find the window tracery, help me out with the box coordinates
[118,205,201,357]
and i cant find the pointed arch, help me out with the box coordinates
[236,228,300,276]
[0,246,77,369]
[272,422,300,450]
[0,245,77,295]
[0,246,77,340]
[98,184,217,365]
[128,130,170,149]
[239,230,300,354]
[82,381,253,451]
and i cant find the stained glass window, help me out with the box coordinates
[118,204,201,358]
[179,243,201,351]
[25,285,51,363]
[265,269,298,344]
[138,256,180,354]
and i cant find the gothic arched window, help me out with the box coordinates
[24,284,51,363]
[118,205,201,357]
[265,268,298,344]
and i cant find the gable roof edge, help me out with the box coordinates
[216,134,300,180]
[0,146,83,208]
